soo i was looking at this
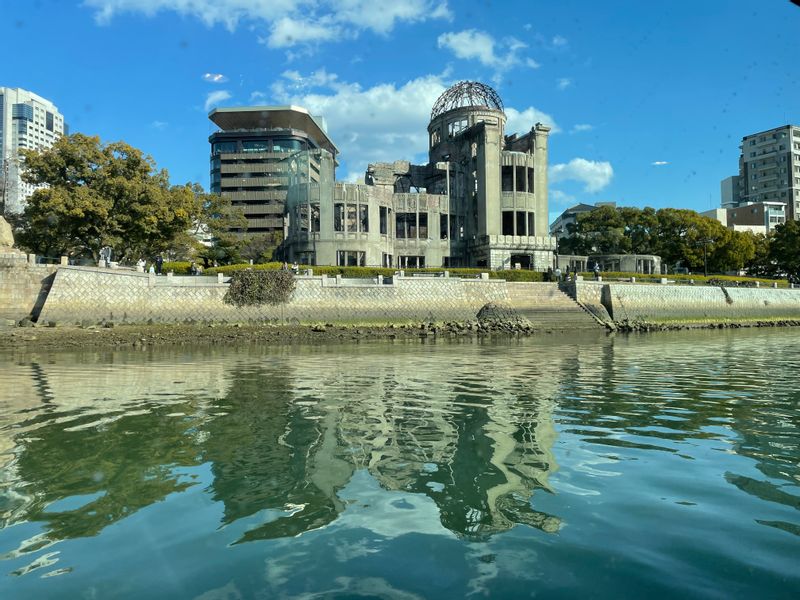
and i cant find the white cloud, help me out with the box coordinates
[437,29,539,76]
[550,189,575,205]
[266,16,340,48]
[556,78,572,91]
[202,72,228,83]
[651,160,669,166]
[85,0,451,47]
[571,123,593,133]
[270,72,446,179]
[204,90,232,111]
[552,35,568,47]
[150,120,168,130]
[506,106,559,135]
[549,158,613,193]
[266,71,557,181]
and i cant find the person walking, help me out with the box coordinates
[555,266,562,282]
[155,255,163,275]
[594,263,601,280]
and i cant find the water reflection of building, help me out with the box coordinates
[284,348,564,539]
[1,339,586,556]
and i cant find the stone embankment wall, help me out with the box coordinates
[572,281,800,325]
[36,266,515,325]
[9,264,800,329]
[0,252,57,325]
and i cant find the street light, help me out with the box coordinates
[700,238,712,277]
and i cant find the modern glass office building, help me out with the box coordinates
[208,106,338,236]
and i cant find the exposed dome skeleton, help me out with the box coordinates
[430,81,505,120]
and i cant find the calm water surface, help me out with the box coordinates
[0,329,798,599]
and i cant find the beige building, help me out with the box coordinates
[283,81,556,270]
[732,124,800,220]
[702,201,786,235]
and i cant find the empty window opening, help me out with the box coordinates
[502,211,514,235]
[516,166,526,192]
[501,166,513,192]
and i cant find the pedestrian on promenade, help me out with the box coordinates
[594,263,601,280]
[546,266,553,282]
[291,262,299,275]
[155,255,163,275]
[555,267,562,282]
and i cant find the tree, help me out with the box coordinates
[17,134,197,261]
[769,219,800,282]
[560,204,755,274]
[236,232,283,264]
[187,184,247,265]
[745,232,773,277]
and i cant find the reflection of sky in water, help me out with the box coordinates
[0,329,798,598]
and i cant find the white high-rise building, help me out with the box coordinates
[0,87,67,215]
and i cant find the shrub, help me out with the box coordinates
[163,261,191,275]
[223,270,296,307]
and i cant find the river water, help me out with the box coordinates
[0,329,798,599]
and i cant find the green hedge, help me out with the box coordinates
[162,261,191,275]
[205,263,544,281]
[583,271,789,288]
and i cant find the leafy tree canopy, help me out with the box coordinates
[18,134,199,261]
[559,205,756,273]
[769,219,800,282]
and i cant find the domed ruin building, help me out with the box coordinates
[283,81,555,270]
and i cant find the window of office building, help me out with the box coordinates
[242,141,269,153]
[272,139,303,153]
[212,141,237,155]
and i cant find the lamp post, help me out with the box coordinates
[700,237,712,277]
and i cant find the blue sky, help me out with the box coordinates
[3,0,799,223]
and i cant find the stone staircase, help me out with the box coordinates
[504,282,605,330]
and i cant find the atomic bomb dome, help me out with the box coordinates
[430,81,505,120]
